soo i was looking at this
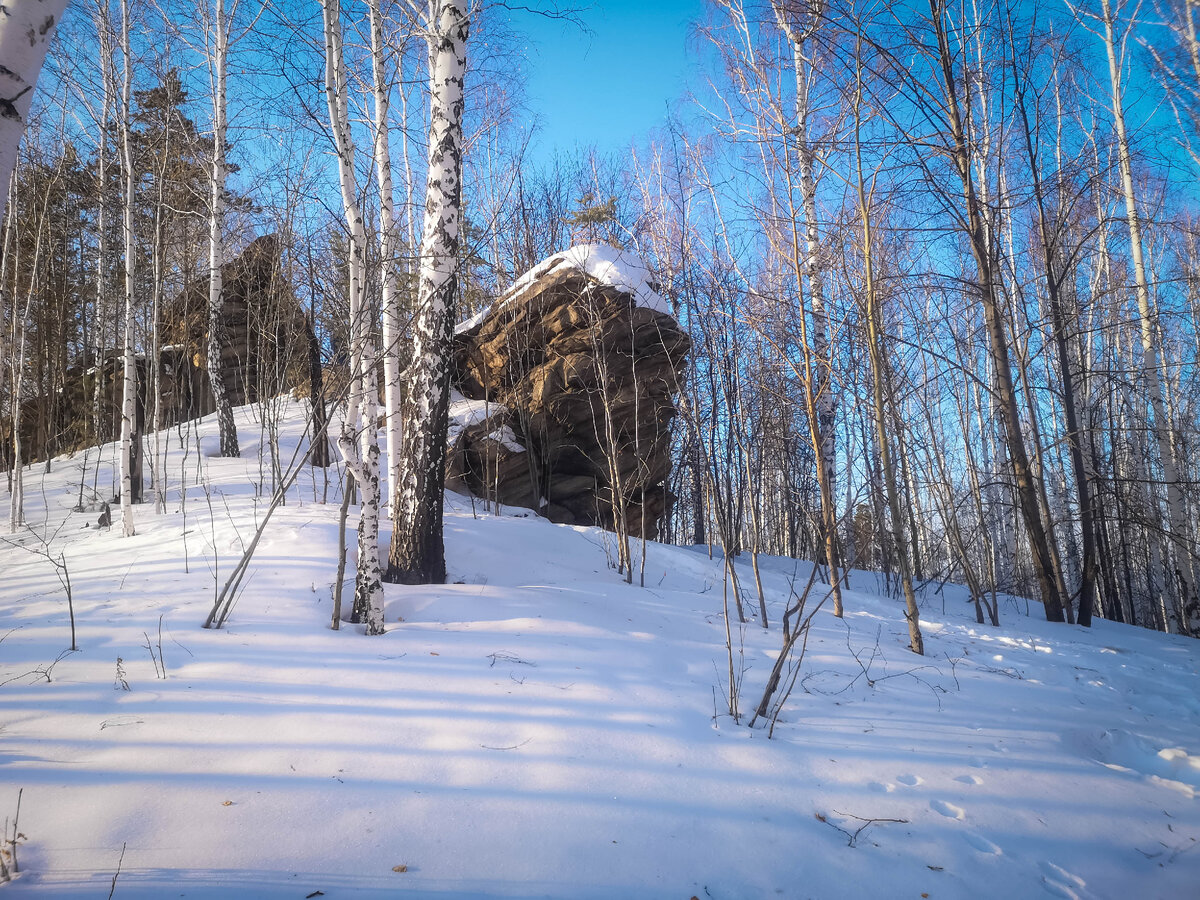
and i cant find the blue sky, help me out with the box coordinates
[516,1,702,165]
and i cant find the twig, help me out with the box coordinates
[11,788,22,874]
[487,652,534,668]
[0,648,76,687]
[0,532,78,650]
[480,738,532,751]
[107,841,126,899]
[817,809,909,847]
[142,623,166,679]
[205,416,320,629]
[0,789,24,881]
[114,657,130,691]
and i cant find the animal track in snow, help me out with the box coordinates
[954,774,983,785]
[930,799,965,819]
[896,773,922,786]
[867,781,894,793]
[1039,861,1086,899]
[964,832,1001,855]
[1065,728,1200,797]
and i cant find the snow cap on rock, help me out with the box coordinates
[457,243,671,334]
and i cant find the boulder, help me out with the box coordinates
[449,244,690,539]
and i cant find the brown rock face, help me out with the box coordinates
[4,235,310,466]
[450,252,690,539]
[159,234,309,412]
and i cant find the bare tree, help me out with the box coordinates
[769,0,845,616]
[848,23,923,653]
[386,0,469,585]
[908,0,1065,621]
[321,0,385,633]
[367,0,408,519]
[119,0,141,536]
[205,0,241,458]
[1093,0,1199,634]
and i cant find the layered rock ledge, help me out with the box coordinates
[448,245,691,539]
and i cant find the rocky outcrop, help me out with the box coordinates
[5,235,312,466]
[159,234,309,412]
[449,245,690,539]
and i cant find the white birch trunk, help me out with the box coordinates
[0,0,70,222]
[771,1,842,613]
[367,0,403,519]
[385,0,468,585]
[399,74,419,266]
[92,0,115,447]
[355,363,386,634]
[208,0,240,458]
[118,0,137,537]
[8,177,49,533]
[321,0,385,633]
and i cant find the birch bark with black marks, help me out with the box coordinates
[119,0,140,536]
[0,0,70,222]
[207,0,240,458]
[321,0,385,633]
[386,0,468,585]
[368,0,404,519]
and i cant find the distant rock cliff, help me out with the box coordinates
[159,234,309,413]
[2,235,309,467]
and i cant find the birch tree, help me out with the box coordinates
[769,0,844,617]
[321,0,385,633]
[0,0,71,222]
[205,0,240,457]
[368,0,405,518]
[385,0,468,585]
[7,163,58,531]
[912,0,1065,621]
[91,0,117,449]
[119,0,140,536]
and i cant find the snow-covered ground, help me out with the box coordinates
[1,401,1198,898]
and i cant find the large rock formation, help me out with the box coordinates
[3,235,312,468]
[449,245,690,539]
[159,233,310,413]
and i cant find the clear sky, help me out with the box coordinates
[516,1,702,166]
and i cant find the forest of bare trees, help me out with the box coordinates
[3,0,1200,644]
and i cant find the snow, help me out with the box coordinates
[1,399,1199,898]
[446,389,524,453]
[457,243,672,335]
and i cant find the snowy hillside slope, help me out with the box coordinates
[1,401,1198,898]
